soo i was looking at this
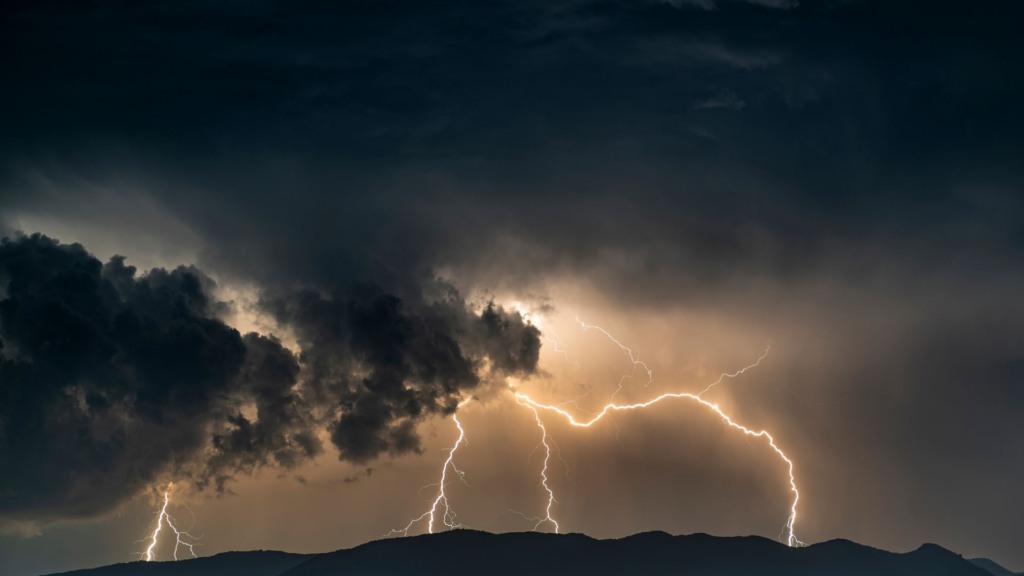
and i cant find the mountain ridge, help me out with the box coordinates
[45,530,1003,576]
[970,557,1024,576]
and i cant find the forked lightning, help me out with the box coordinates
[515,320,801,546]
[137,484,200,561]
[388,399,472,536]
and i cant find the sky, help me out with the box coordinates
[1,1,1023,574]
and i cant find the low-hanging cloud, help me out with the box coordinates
[0,234,540,521]
[265,285,539,463]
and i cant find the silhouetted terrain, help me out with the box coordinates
[45,551,312,576]
[47,530,1011,576]
[971,557,1023,576]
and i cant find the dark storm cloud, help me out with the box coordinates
[201,332,323,491]
[0,234,540,518]
[0,234,320,519]
[266,286,538,462]
[4,0,1020,291]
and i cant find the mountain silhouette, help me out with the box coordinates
[45,551,312,576]
[970,557,1024,576]
[46,530,1001,576]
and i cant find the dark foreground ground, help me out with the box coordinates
[46,530,1021,576]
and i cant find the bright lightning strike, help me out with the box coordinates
[137,484,200,561]
[515,317,801,546]
[516,398,560,533]
[385,310,801,547]
[388,399,471,537]
[513,383,803,547]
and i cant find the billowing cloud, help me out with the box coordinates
[266,286,539,462]
[0,234,305,519]
[0,234,541,519]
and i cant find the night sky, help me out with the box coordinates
[1,1,1023,575]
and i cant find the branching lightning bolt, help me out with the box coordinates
[514,390,802,546]
[516,397,560,533]
[386,311,801,547]
[137,484,200,561]
[695,343,772,397]
[516,319,800,546]
[542,328,581,368]
[576,316,654,397]
[387,399,471,537]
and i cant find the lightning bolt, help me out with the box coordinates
[576,316,654,398]
[387,399,471,537]
[137,484,200,561]
[516,397,560,533]
[695,343,772,397]
[542,328,581,368]
[516,317,800,546]
[382,308,801,546]
[514,390,802,546]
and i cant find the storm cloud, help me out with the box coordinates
[0,234,540,518]
[266,285,538,462]
[0,234,307,518]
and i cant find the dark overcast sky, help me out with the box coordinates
[1,1,1023,575]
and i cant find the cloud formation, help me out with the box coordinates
[0,235,303,518]
[0,234,540,519]
[266,285,539,462]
